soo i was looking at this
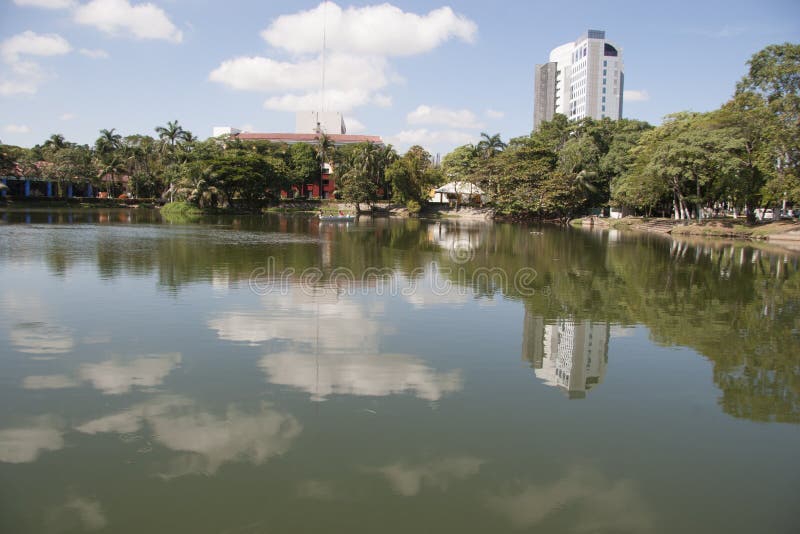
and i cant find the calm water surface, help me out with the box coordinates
[0,208,798,533]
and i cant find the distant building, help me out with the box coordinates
[211,111,383,199]
[533,29,624,130]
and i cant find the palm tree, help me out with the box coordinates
[95,128,122,158]
[155,120,192,152]
[43,134,68,151]
[477,132,506,159]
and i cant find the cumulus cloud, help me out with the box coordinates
[74,0,183,43]
[261,2,476,56]
[4,124,31,133]
[407,105,483,129]
[210,53,391,112]
[79,47,109,59]
[211,2,476,112]
[210,53,387,93]
[1,30,71,63]
[624,89,649,102]
[485,108,504,119]
[13,0,75,9]
[0,31,71,95]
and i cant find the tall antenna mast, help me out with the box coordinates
[320,1,328,112]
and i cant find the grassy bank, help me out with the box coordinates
[160,201,202,222]
[572,216,800,240]
[669,219,799,238]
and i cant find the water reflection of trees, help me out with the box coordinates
[14,211,800,423]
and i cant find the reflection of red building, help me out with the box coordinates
[232,133,383,200]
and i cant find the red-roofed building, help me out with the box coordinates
[214,111,384,199]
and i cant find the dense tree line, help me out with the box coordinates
[443,43,799,221]
[0,119,442,210]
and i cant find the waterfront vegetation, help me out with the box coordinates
[1,43,797,222]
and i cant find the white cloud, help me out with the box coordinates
[624,89,649,102]
[74,0,183,43]
[79,48,109,59]
[373,456,484,496]
[0,60,48,95]
[78,353,181,395]
[0,31,70,95]
[60,112,76,121]
[210,53,390,112]
[345,117,365,133]
[1,30,71,63]
[261,2,476,57]
[211,3,475,112]
[13,0,75,9]
[485,108,504,119]
[387,128,479,150]
[4,124,31,133]
[407,105,482,129]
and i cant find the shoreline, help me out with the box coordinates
[572,215,800,250]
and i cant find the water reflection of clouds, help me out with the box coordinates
[209,288,464,402]
[21,353,182,395]
[47,496,108,532]
[260,352,463,402]
[23,374,80,390]
[0,419,64,463]
[372,456,484,497]
[487,466,653,532]
[1,292,76,355]
[9,322,75,354]
[76,396,301,476]
[78,353,182,395]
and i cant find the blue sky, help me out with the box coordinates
[1,0,798,156]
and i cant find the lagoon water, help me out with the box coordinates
[0,209,798,533]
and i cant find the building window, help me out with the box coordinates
[602,96,606,102]
[603,69,607,76]
[602,105,606,112]
[603,60,607,67]
[603,87,606,94]
[603,78,606,85]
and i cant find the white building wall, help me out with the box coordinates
[541,30,624,123]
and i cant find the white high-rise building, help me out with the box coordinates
[534,30,624,130]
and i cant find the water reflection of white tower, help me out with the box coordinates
[523,312,609,399]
